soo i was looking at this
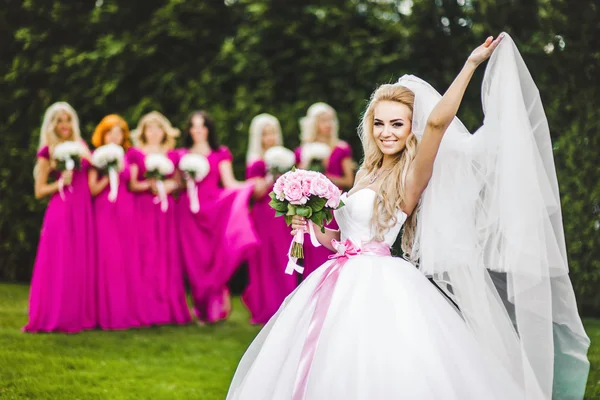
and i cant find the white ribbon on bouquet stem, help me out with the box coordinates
[153,180,169,212]
[58,158,75,201]
[108,167,119,203]
[186,177,200,213]
[285,221,322,275]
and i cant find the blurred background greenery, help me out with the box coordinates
[1,0,598,313]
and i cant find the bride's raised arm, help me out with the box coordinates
[404,35,503,213]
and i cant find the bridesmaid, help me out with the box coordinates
[295,102,354,276]
[176,110,261,324]
[127,111,191,326]
[242,114,298,324]
[24,102,96,333]
[88,115,146,330]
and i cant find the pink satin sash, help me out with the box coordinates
[292,239,391,400]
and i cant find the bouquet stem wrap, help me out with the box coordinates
[154,180,169,212]
[186,177,200,213]
[285,222,323,275]
[108,167,119,203]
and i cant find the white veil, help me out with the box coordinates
[398,33,590,399]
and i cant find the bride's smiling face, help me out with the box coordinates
[373,100,412,155]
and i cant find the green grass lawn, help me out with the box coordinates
[0,283,598,399]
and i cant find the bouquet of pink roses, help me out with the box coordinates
[269,169,344,274]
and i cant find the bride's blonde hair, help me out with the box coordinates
[358,84,419,256]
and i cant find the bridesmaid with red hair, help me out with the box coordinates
[88,115,146,330]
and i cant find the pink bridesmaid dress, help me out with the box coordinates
[126,147,191,326]
[24,145,97,333]
[294,142,353,276]
[242,159,298,324]
[93,158,147,330]
[176,146,259,323]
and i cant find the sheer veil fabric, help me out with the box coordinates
[397,33,590,399]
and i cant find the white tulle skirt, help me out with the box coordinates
[227,254,525,400]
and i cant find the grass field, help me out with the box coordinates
[0,283,598,399]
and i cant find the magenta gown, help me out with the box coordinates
[241,159,298,324]
[24,145,97,333]
[93,157,147,330]
[176,146,259,323]
[294,142,353,276]
[126,147,191,326]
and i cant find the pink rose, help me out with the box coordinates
[326,188,341,208]
[283,177,307,205]
[310,175,331,198]
[302,176,313,196]
[273,174,288,201]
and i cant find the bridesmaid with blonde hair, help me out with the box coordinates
[294,103,355,276]
[127,111,191,326]
[243,113,298,324]
[89,114,146,330]
[24,102,96,333]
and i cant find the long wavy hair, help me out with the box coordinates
[182,110,220,150]
[35,102,83,175]
[299,102,339,147]
[246,113,283,163]
[358,84,419,256]
[91,114,131,149]
[131,111,179,150]
[37,102,81,151]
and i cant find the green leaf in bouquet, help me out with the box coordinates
[186,170,197,180]
[337,199,345,208]
[309,210,326,232]
[324,208,334,224]
[287,203,297,216]
[269,191,277,200]
[285,215,294,226]
[275,210,287,217]
[307,196,327,212]
[295,206,313,218]
[269,198,288,213]
[144,170,162,180]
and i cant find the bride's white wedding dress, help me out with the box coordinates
[227,188,524,400]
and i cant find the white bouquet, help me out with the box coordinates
[53,140,87,200]
[300,142,331,173]
[144,153,175,212]
[92,144,125,202]
[179,153,210,213]
[144,154,175,179]
[54,141,87,171]
[264,146,296,177]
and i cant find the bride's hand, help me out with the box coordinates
[290,215,308,236]
[467,34,504,66]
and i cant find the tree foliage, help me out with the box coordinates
[1,0,598,313]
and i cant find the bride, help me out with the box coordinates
[227,34,590,400]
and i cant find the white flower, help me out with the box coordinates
[145,153,174,177]
[301,142,331,165]
[264,146,296,171]
[179,153,210,182]
[54,141,87,161]
[92,143,124,170]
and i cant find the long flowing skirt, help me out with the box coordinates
[228,254,525,399]
[24,171,96,333]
